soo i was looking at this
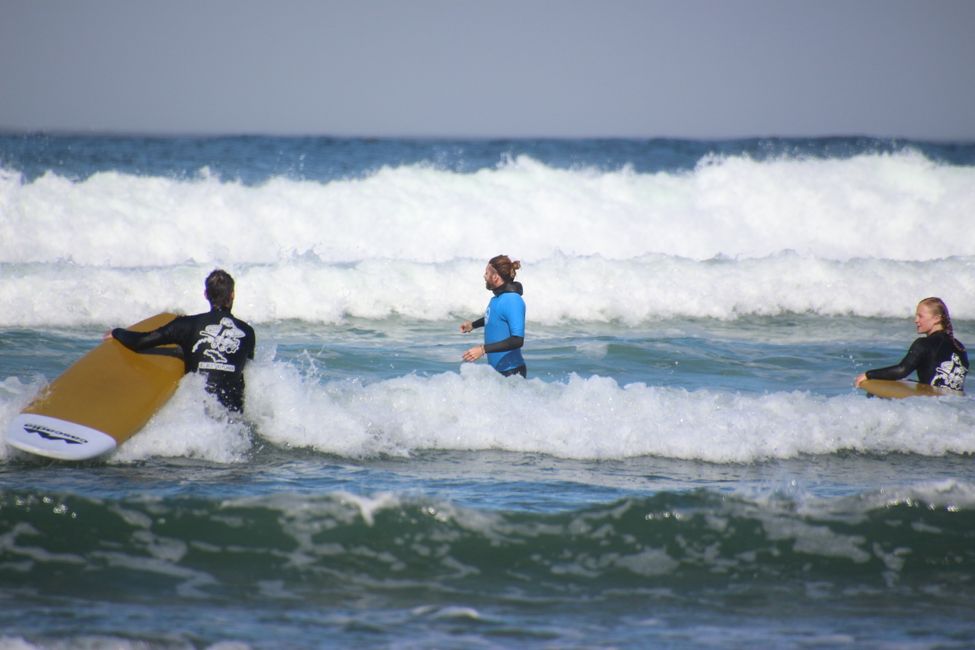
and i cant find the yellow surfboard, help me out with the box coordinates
[859,379,963,399]
[7,313,184,460]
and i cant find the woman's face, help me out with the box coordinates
[915,303,942,335]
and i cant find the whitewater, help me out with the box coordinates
[2,146,974,329]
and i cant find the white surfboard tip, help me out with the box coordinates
[6,413,118,461]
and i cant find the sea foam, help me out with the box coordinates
[3,149,972,327]
[2,150,973,267]
[1,253,973,327]
[242,363,975,462]
[5,362,970,465]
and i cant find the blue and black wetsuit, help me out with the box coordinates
[113,308,256,412]
[470,282,527,377]
[865,331,968,391]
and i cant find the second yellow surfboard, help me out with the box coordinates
[859,379,963,399]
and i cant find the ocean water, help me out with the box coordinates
[1,134,974,649]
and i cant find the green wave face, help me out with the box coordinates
[2,489,972,607]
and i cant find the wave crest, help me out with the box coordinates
[2,150,973,267]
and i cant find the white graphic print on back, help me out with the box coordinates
[934,352,968,390]
[193,317,246,372]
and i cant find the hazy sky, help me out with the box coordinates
[2,0,973,139]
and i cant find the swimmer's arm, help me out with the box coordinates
[111,327,168,352]
[112,318,185,352]
[464,334,524,363]
[864,339,925,381]
[462,335,523,362]
[460,318,485,333]
[484,335,524,353]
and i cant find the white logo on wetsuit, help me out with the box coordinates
[934,353,967,390]
[193,317,246,372]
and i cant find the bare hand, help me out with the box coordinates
[463,345,485,362]
[460,320,473,333]
[854,373,867,388]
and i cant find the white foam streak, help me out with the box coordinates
[2,150,973,267]
[240,363,975,463]
[3,363,974,464]
[1,254,973,327]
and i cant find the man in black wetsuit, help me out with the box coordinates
[112,269,256,412]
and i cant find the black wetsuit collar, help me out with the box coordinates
[492,281,523,296]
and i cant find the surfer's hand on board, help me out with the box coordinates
[463,345,485,362]
[854,373,867,387]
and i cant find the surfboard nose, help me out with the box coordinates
[7,413,117,460]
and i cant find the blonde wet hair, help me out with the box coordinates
[919,297,965,352]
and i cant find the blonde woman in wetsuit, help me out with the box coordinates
[855,297,968,391]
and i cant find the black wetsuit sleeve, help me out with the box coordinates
[471,317,485,329]
[484,335,524,354]
[112,327,169,352]
[112,317,185,353]
[865,338,926,381]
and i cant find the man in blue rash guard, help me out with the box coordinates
[461,255,527,377]
[111,269,256,412]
